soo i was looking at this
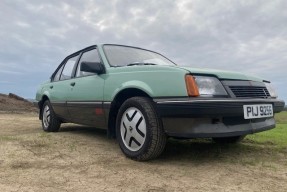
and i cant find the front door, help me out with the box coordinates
[66,48,106,128]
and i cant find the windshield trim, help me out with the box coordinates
[102,44,177,67]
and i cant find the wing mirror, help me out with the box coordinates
[80,62,105,74]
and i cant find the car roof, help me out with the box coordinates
[69,44,163,56]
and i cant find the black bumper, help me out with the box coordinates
[154,98,285,138]
[155,98,285,118]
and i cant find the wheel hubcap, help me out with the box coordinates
[42,105,50,128]
[120,107,146,152]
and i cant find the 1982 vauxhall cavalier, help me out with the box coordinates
[35,44,285,161]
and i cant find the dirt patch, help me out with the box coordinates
[0,93,37,113]
[0,113,287,191]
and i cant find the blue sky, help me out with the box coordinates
[0,0,286,102]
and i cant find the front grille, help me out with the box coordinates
[229,86,270,98]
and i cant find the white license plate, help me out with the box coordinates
[243,104,273,119]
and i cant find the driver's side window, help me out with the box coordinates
[76,49,101,77]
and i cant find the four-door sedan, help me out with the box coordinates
[35,44,285,161]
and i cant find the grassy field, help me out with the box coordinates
[0,112,287,191]
[164,111,287,168]
[247,111,287,149]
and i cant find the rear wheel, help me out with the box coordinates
[116,97,167,161]
[212,135,245,144]
[41,100,61,132]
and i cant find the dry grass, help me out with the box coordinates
[0,113,287,192]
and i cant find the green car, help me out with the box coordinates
[35,44,285,161]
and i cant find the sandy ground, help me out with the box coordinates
[0,113,287,192]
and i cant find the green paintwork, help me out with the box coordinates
[102,65,188,101]
[36,44,266,103]
[178,66,264,82]
[66,75,105,101]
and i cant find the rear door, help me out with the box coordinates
[49,54,80,120]
[66,48,106,128]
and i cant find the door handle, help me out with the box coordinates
[70,82,76,86]
[50,85,53,89]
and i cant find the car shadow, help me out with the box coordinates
[59,124,107,135]
[157,138,275,164]
[58,124,271,163]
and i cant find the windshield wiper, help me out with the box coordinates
[126,62,157,66]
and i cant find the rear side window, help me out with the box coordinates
[76,49,101,77]
[60,55,78,80]
[53,65,64,82]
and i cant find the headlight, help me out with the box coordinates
[264,82,278,98]
[194,76,227,96]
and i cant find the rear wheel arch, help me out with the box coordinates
[107,88,153,138]
[41,100,61,132]
[39,95,50,120]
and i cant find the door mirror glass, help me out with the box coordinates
[80,62,105,74]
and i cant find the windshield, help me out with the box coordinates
[103,45,176,67]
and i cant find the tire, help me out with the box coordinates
[116,97,167,161]
[41,100,61,132]
[212,135,246,144]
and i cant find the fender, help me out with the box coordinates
[111,80,153,101]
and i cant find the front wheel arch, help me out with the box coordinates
[107,88,152,138]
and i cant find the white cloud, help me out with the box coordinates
[0,0,286,100]
[16,21,31,28]
[0,81,13,84]
[0,70,23,75]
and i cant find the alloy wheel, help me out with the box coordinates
[120,107,147,152]
[42,105,50,129]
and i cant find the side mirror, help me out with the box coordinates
[80,62,105,74]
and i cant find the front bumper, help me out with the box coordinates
[154,98,285,138]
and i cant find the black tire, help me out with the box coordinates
[212,135,246,144]
[41,100,61,132]
[116,97,167,161]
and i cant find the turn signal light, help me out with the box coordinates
[185,75,199,97]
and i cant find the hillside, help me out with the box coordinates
[0,93,37,113]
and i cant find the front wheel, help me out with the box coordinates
[41,100,61,132]
[116,97,167,161]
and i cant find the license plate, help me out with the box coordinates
[243,104,273,119]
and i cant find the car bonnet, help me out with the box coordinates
[177,66,265,82]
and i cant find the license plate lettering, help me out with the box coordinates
[260,105,272,116]
[243,104,273,119]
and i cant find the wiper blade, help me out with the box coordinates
[126,62,157,66]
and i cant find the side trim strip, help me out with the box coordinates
[103,102,112,109]
[67,101,102,105]
[67,101,102,108]
[50,101,66,106]
[155,98,284,104]
[50,101,112,109]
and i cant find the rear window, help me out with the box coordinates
[53,65,64,82]
[60,55,79,80]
